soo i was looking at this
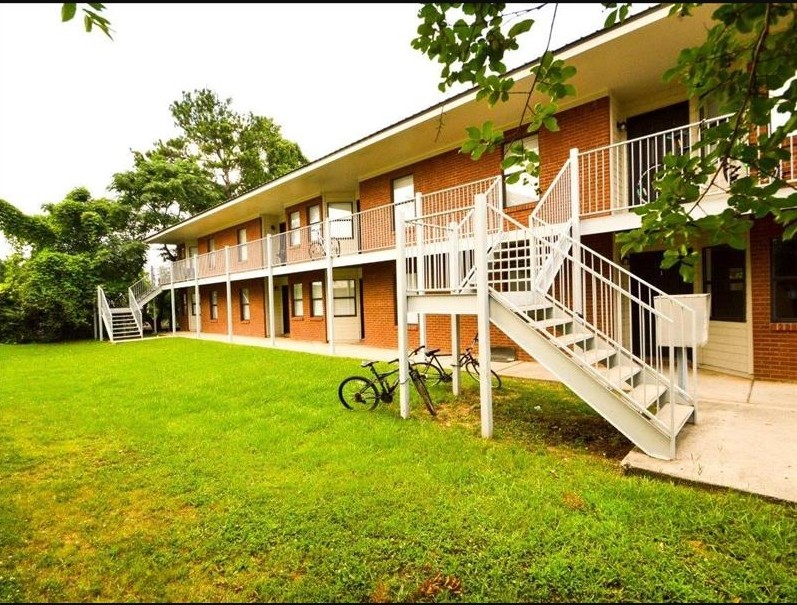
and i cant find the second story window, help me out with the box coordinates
[308,204,322,243]
[237,228,248,262]
[503,135,540,208]
[328,202,354,239]
[392,175,415,230]
[289,211,301,247]
[207,238,216,269]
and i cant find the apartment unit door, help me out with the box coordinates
[626,102,689,207]
[628,250,693,359]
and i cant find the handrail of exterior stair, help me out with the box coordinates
[97,286,115,343]
[128,288,144,339]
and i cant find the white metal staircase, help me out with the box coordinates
[97,272,163,343]
[402,163,699,460]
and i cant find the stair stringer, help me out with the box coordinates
[489,295,690,460]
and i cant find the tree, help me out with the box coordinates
[60,3,112,39]
[111,89,308,260]
[412,3,797,281]
[0,188,147,342]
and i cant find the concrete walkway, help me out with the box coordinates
[153,332,797,504]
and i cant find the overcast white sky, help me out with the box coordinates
[0,3,649,257]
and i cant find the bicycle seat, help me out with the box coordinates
[360,360,378,368]
[425,348,442,356]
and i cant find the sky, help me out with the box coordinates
[0,3,650,258]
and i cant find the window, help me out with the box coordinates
[210,290,219,320]
[207,238,216,269]
[289,211,301,246]
[770,73,796,135]
[333,279,357,317]
[772,239,797,322]
[328,202,354,239]
[191,292,198,316]
[292,283,304,317]
[392,175,415,230]
[703,245,746,322]
[237,228,248,262]
[308,204,322,243]
[240,287,250,321]
[311,281,324,317]
[503,135,540,207]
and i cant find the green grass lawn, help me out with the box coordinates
[0,338,794,602]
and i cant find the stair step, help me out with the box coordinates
[594,364,642,390]
[627,383,668,409]
[536,315,572,329]
[576,347,615,365]
[655,402,695,433]
[556,331,592,347]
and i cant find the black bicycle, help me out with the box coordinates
[413,336,502,390]
[338,347,436,416]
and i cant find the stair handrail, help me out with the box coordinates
[529,159,573,227]
[128,287,144,338]
[97,286,115,343]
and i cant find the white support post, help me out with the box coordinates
[225,246,233,342]
[474,193,493,438]
[325,217,335,354]
[569,147,583,317]
[170,264,176,334]
[266,234,276,345]
[451,314,460,396]
[396,213,410,419]
[97,287,103,341]
[194,265,201,338]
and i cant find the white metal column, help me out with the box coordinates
[225,246,233,342]
[474,193,493,438]
[325,217,335,355]
[396,213,410,418]
[570,148,583,317]
[170,264,176,334]
[266,234,276,345]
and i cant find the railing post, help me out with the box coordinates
[449,221,461,395]
[448,221,459,292]
[474,193,493,438]
[266,234,276,345]
[396,213,410,419]
[170,264,176,334]
[225,246,233,343]
[451,314,460,396]
[97,287,103,341]
[325,217,335,355]
[569,147,583,317]
[194,259,201,338]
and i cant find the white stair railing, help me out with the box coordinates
[128,288,144,339]
[97,286,115,343]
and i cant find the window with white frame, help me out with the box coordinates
[207,238,216,269]
[392,175,415,230]
[503,135,540,207]
[770,73,796,135]
[292,283,303,317]
[240,287,250,321]
[289,210,301,247]
[210,290,219,320]
[237,228,248,262]
[328,202,354,239]
[333,279,357,317]
[308,204,322,243]
[311,281,324,317]
[772,239,797,322]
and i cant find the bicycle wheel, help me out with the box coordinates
[411,361,445,387]
[309,241,324,259]
[410,370,437,416]
[338,376,380,411]
[464,360,502,389]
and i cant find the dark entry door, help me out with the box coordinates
[626,102,690,206]
[628,251,693,358]
[281,285,290,335]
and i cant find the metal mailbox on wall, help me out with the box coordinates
[654,293,711,348]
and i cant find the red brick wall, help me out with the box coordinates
[288,271,328,341]
[197,279,267,338]
[749,218,797,381]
